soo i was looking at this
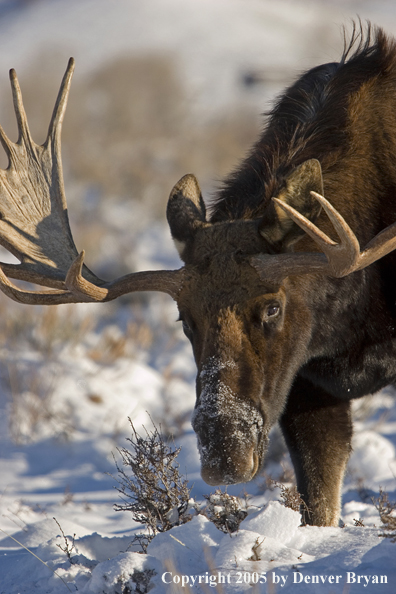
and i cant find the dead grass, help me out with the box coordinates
[0,292,187,444]
[0,299,93,442]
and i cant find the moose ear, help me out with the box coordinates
[259,159,324,249]
[167,174,207,256]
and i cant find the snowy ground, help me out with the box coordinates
[0,1,395,593]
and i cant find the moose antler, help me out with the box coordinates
[252,191,396,283]
[0,59,183,304]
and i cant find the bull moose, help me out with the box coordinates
[0,24,396,527]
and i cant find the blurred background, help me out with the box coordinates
[0,0,395,529]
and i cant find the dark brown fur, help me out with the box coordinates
[167,24,396,526]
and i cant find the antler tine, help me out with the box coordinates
[0,264,80,305]
[310,191,360,253]
[273,191,360,276]
[0,122,13,162]
[254,187,396,285]
[47,57,75,144]
[9,67,33,146]
[354,221,396,271]
[66,251,108,301]
[273,196,336,250]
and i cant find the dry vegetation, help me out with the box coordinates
[113,419,253,555]
[373,487,396,542]
[203,489,249,534]
[113,420,195,552]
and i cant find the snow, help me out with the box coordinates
[349,431,396,484]
[0,0,395,593]
[242,501,301,543]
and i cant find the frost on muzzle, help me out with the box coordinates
[191,357,268,485]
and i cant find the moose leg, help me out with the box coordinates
[279,375,352,527]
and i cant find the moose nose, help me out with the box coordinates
[200,446,258,486]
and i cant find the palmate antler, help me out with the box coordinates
[0,58,183,304]
[252,191,396,283]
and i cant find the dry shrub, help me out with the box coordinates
[112,420,254,554]
[113,419,195,551]
[248,536,265,561]
[121,569,157,594]
[372,487,396,542]
[203,490,248,534]
[53,517,77,564]
[266,478,311,523]
[269,480,303,513]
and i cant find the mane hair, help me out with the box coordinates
[210,22,396,223]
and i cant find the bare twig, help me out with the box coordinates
[53,517,77,564]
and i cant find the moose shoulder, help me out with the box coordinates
[0,25,396,527]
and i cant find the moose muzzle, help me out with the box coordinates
[191,356,267,485]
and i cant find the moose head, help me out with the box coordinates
[165,164,396,486]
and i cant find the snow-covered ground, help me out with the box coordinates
[0,1,395,592]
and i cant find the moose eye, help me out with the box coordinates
[267,304,280,317]
[263,303,281,322]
